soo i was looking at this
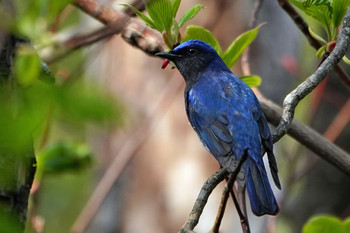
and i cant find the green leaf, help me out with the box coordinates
[14,46,41,86]
[342,55,350,65]
[222,24,263,68]
[302,215,344,233]
[331,0,350,32]
[121,4,160,31]
[289,0,332,39]
[178,4,205,28]
[171,0,181,18]
[146,0,173,33]
[239,75,261,87]
[316,45,327,58]
[308,26,327,44]
[183,25,222,55]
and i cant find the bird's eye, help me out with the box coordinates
[187,48,197,55]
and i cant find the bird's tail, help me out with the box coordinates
[246,161,279,216]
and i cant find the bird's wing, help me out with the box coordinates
[185,84,240,173]
[251,103,281,189]
[188,109,233,158]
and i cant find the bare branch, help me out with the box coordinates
[179,168,229,233]
[273,7,350,142]
[260,97,350,176]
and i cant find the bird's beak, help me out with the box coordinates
[155,52,181,61]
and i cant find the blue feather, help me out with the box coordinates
[156,39,281,216]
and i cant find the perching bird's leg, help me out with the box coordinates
[210,150,249,233]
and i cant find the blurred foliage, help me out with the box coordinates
[302,215,350,233]
[12,0,74,41]
[0,0,124,231]
[0,210,24,233]
[37,142,93,175]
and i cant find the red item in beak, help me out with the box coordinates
[162,59,170,69]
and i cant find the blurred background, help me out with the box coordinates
[1,0,350,233]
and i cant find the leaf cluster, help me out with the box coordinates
[126,0,263,87]
[123,0,204,48]
[290,0,350,59]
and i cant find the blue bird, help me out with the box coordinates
[156,40,281,216]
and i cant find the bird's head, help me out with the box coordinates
[156,40,224,82]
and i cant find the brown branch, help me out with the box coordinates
[45,0,163,63]
[179,168,229,233]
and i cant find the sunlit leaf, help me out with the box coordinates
[146,0,173,32]
[331,0,350,32]
[302,215,344,233]
[239,75,261,87]
[289,0,332,38]
[178,4,204,28]
[222,24,263,68]
[171,0,181,18]
[183,25,222,55]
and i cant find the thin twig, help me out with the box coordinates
[210,151,249,233]
[70,74,184,233]
[273,7,350,142]
[178,168,229,233]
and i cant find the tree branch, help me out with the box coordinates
[273,7,350,142]
[179,168,229,233]
[260,97,350,175]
